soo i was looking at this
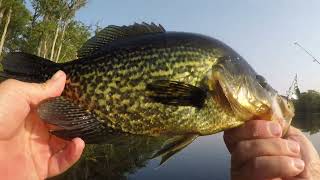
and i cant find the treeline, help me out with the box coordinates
[293,90,320,113]
[0,0,92,66]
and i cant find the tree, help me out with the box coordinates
[51,0,87,61]
[0,0,30,57]
[293,90,320,113]
[54,20,91,62]
[0,0,91,67]
[25,0,87,61]
[0,7,11,56]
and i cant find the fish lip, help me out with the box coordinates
[210,69,275,121]
[220,78,295,134]
[273,95,295,134]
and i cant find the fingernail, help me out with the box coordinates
[293,158,305,171]
[287,140,300,154]
[51,70,63,81]
[268,122,282,137]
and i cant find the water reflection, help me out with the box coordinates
[291,113,320,157]
[50,135,171,180]
[50,133,230,180]
[292,113,320,134]
[50,113,320,180]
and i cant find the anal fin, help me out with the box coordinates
[37,96,109,143]
[151,134,198,165]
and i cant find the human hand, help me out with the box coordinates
[224,120,320,180]
[0,71,85,180]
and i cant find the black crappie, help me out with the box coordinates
[0,23,294,163]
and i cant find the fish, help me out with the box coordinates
[0,22,295,164]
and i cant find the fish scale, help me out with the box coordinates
[60,45,223,135]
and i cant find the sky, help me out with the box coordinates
[75,0,320,94]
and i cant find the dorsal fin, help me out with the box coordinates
[77,22,166,58]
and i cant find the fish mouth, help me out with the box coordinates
[210,72,294,135]
[208,70,274,121]
[274,96,295,134]
[209,80,233,112]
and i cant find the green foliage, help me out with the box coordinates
[20,20,46,53]
[290,90,320,134]
[293,90,320,113]
[57,20,91,62]
[0,0,91,61]
[0,0,31,57]
[292,113,320,134]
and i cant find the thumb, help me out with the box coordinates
[0,71,66,139]
[47,137,85,178]
[20,70,66,106]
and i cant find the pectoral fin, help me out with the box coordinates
[146,80,207,108]
[37,96,110,143]
[152,134,199,165]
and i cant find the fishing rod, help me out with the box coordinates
[294,42,320,65]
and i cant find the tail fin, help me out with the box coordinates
[0,52,61,83]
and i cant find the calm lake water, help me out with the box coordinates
[51,113,320,180]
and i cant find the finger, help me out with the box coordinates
[1,70,66,106]
[47,138,85,178]
[23,70,66,106]
[232,156,305,180]
[285,177,305,180]
[48,135,69,154]
[286,126,320,179]
[287,126,320,161]
[224,120,282,152]
[232,138,300,169]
